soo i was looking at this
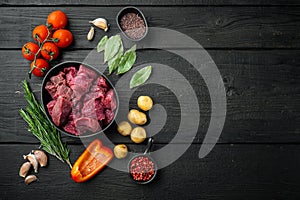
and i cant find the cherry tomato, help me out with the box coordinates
[30,59,49,77]
[47,10,68,30]
[32,25,49,43]
[52,29,73,48]
[41,42,60,61]
[22,42,40,61]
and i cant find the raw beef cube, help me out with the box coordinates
[75,117,100,134]
[64,67,77,87]
[50,71,66,86]
[46,100,56,116]
[81,99,97,119]
[53,84,73,101]
[95,99,105,121]
[78,65,98,80]
[45,81,57,99]
[96,76,108,88]
[103,89,115,109]
[71,73,93,101]
[50,96,72,127]
[104,109,114,125]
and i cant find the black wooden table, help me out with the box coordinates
[0,1,299,199]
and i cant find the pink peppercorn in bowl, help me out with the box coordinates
[116,6,148,41]
[128,138,157,184]
[41,61,119,138]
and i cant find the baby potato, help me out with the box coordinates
[117,121,132,136]
[114,144,128,159]
[128,109,147,125]
[130,127,147,143]
[137,96,153,111]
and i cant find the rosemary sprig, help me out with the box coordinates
[20,80,72,168]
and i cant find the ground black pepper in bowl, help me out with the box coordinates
[120,13,146,40]
[117,7,148,41]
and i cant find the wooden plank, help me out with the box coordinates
[1,6,300,49]
[1,143,300,199]
[0,49,299,144]
[1,0,300,6]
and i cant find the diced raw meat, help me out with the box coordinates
[78,65,98,80]
[71,73,93,101]
[46,100,56,116]
[53,84,73,101]
[45,81,57,99]
[81,99,97,119]
[95,99,105,121]
[45,71,67,99]
[96,76,108,88]
[103,89,116,109]
[50,96,72,127]
[45,65,117,135]
[63,119,78,135]
[88,83,106,100]
[75,117,100,134]
[50,71,66,86]
[64,67,77,87]
[104,109,114,125]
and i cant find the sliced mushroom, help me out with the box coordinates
[19,162,31,178]
[23,153,39,173]
[32,150,48,167]
[25,175,37,185]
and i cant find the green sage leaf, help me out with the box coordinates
[117,45,136,75]
[97,35,108,53]
[130,65,152,89]
[104,35,121,63]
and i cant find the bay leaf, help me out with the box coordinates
[130,65,152,89]
[117,45,136,74]
[97,35,108,53]
[104,35,121,63]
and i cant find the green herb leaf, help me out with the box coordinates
[108,44,124,74]
[104,35,121,63]
[97,35,108,53]
[117,45,136,75]
[130,65,152,89]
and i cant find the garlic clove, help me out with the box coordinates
[89,18,109,32]
[87,26,95,41]
[25,175,37,185]
[19,162,31,178]
[32,150,48,167]
[23,153,39,173]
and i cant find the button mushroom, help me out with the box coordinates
[114,144,128,159]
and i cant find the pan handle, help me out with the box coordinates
[144,137,154,154]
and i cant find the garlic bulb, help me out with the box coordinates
[89,18,109,32]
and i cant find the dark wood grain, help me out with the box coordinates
[1,6,300,49]
[1,0,300,6]
[0,49,298,144]
[1,143,300,199]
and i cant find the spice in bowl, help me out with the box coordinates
[120,13,146,40]
[129,155,156,183]
[117,7,148,41]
